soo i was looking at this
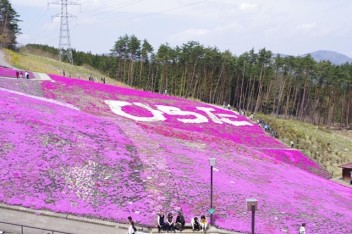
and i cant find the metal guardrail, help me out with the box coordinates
[0,221,74,234]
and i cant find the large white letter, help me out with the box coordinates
[156,105,208,123]
[217,114,253,126]
[196,107,222,124]
[105,100,166,122]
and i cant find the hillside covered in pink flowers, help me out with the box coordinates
[0,67,351,234]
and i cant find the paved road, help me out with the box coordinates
[0,205,129,234]
[0,205,241,234]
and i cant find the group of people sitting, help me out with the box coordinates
[157,212,209,232]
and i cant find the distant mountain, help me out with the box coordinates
[307,50,352,65]
[273,50,352,65]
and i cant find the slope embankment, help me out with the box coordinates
[0,67,351,234]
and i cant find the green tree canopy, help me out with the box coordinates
[0,0,21,49]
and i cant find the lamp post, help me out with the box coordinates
[209,157,216,225]
[246,198,258,234]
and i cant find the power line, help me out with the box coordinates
[48,0,80,64]
[77,0,208,26]
[81,0,145,19]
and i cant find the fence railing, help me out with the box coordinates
[0,221,74,234]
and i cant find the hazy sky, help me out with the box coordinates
[12,0,352,57]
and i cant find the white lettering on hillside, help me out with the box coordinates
[196,107,222,124]
[105,100,166,122]
[156,105,208,123]
[217,114,252,126]
[105,100,253,126]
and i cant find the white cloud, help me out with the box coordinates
[169,28,210,44]
[10,0,352,57]
[239,2,258,11]
[291,23,333,37]
[12,0,45,7]
[297,23,317,31]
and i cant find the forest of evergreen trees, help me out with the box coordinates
[0,0,20,49]
[23,34,352,129]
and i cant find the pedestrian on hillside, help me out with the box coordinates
[175,211,185,231]
[16,70,19,79]
[127,216,137,234]
[157,211,166,233]
[25,71,29,79]
[290,141,294,148]
[299,223,306,234]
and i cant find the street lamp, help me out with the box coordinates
[209,157,216,225]
[246,198,258,234]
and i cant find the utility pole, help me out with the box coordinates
[48,0,80,64]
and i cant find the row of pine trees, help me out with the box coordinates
[24,34,352,129]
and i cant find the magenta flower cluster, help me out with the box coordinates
[0,70,351,234]
[0,67,34,79]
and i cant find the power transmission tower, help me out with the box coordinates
[48,0,80,64]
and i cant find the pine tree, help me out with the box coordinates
[0,0,21,49]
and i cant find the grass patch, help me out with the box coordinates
[4,49,127,87]
[256,113,352,178]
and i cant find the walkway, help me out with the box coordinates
[0,204,242,234]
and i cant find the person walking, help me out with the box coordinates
[127,216,137,234]
[299,223,306,234]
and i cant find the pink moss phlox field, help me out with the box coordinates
[0,73,351,234]
[0,67,35,79]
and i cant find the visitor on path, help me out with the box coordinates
[290,141,294,148]
[299,223,306,234]
[175,211,185,231]
[166,212,175,232]
[157,211,166,233]
[25,71,29,79]
[200,215,208,232]
[19,71,23,78]
[16,70,19,79]
[191,216,201,231]
[127,216,137,234]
